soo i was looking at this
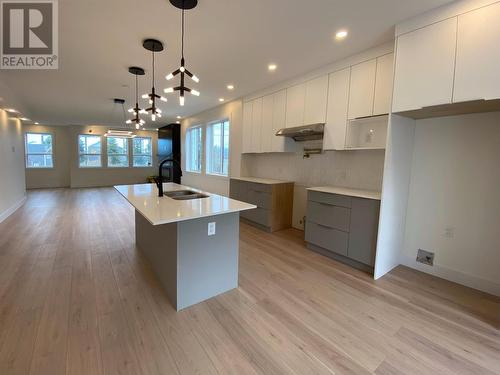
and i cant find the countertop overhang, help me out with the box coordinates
[114,183,256,225]
[307,186,381,200]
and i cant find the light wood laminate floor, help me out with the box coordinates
[0,188,499,375]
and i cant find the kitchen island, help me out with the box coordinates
[114,183,256,310]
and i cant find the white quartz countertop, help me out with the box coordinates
[231,176,294,185]
[307,186,382,200]
[114,183,256,225]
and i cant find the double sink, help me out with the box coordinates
[164,190,209,201]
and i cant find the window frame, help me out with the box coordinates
[78,134,103,168]
[205,119,230,177]
[132,136,153,168]
[185,125,203,174]
[106,136,129,168]
[25,132,54,169]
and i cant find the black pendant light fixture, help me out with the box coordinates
[164,0,200,106]
[126,66,146,129]
[142,39,167,122]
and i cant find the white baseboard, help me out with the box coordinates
[400,254,500,297]
[0,194,27,224]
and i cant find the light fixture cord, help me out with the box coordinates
[181,2,185,59]
[135,74,138,103]
[152,51,155,87]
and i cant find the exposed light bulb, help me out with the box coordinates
[128,108,134,113]
[139,109,147,114]
[164,87,174,93]
[126,120,132,124]
[180,96,185,106]
[191,89,200,96]
[157,108,162,113]
[135,124,140,129]
[191,75,199,83]
[160,96,168,102]
[151,114,156,121]
[149,100,153,105]
[166,73,174,80]
[142,94,149,99]
[157,113,162,118]
[180,66,185,72]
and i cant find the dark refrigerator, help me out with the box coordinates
[157,123,181,184]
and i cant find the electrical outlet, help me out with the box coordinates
[444,227,455,238]
[208,222,216,236]
[416,249,434,266]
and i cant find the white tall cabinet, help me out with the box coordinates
[348,60,377,119]
[392,18,457,112]
[454,2,500,102]
[323,68,350,151]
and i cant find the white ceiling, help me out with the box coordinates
[0,0,452,128]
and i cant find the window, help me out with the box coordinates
[186,126,202,173]
[133,137,152,167]
[25,133,53,168]
[107,137,129,167]
[206,120,229,176]
[78,135,102,168]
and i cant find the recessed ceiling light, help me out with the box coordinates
[176,115,181,119]
[5,108,18,113]
[227,84,234,90]
[34,122,40,125]
[19,117,30,121]
[176,120,180,124]
[219,98,225,102]
[335,29,348,40]
[268,64,277,71]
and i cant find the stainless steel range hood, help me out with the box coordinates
[275,123,324,142]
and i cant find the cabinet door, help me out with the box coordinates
[348,59,376,119]
[251,98,263,153]
[454,2,500,102]
[373,53,394,116]
[261,94,274,153]
[285,83,305,128]
[271,90,288,152]
[323,68,350,150]
[242,101,253,153]
[348,198,380,266]
[392,18,457,112]
[304,75,329,124]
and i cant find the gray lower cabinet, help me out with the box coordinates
[230,178,294,232]
[305,190,380,270]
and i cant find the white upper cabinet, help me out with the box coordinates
[348,59,377,119]
[285,83,306,128]
[271,90,290,152]
[392,18,457,113]
[250,97,263,153]
[261,94,274,153]
[324,68,350,150]
[304,75,329,124]
[242,101,253,153]
[373,53,394,116]
[454,2,500,102]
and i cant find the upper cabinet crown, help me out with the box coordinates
[392,1,500,115]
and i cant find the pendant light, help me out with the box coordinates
[142,39,167,122]
[126,67,146,129]
[164,0,200,106]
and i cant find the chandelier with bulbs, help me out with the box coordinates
[142,39,167,122]
[164,0,200,106]
[126,66,147,129]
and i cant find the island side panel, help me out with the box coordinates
[135,210,178,308]
[176,212,240,310]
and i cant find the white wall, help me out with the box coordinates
[0,110,26,222]
[181,100,243,196]
[242,150,385,229]
[401,111,500,295]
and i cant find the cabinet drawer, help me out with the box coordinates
[247,189,272,209]
[308,191,351,208]
[307,201,350,232]
[229,180,247,201]
[241,207,271,227]
[305,221,348,256]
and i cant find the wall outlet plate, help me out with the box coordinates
[208,222,216,236]
[416,249,434,266]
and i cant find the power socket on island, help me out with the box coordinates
[208,222,216,236]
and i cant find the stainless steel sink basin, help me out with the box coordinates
[171,193,209,200]
[164,190,209,200]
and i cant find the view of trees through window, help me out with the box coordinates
[25,133,54,168]
[207,120,229,176]
[107,137,128,167]
[79,135,102,167]
[133,137,152,167]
